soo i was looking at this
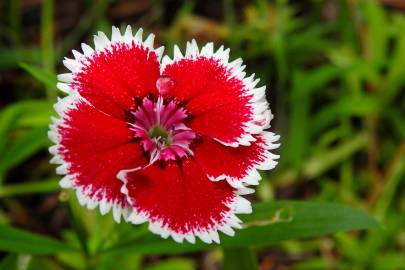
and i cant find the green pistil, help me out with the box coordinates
[148,125,173,146]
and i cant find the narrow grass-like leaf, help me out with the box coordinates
[27,256,65,270]
[0,224,76,254]
[145,258,195,270]
[104,200,379,255]
[0,100,52,157]
[0,126,50,180]
[285,66,341,169]
[275,133,368,185]
[40,0,56,100]
[0,48,41,70]
[0,254,17,270]
[385,17,405,102]
[0,178,59,197]
[20,63,57,89]
[311,95,380,134]
[223,247,258,270]
[364,0,387,68]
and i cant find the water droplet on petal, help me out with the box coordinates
[156,75,174,95]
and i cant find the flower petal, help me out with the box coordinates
[161,41,271,147]
[118,159,249,243]
[194,133,280,187]
[49,93,147,222]
[60,27,162,119]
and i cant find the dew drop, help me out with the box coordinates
[156,75,174,95]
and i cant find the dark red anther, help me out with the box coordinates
[156,75,174,95]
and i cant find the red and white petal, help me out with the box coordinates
[161,40,272,147]
[48,93,147,222]
[117,159,251,244]
[194,132,280,188]
[57,26,164,119]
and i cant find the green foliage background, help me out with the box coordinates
[0,0,404,269]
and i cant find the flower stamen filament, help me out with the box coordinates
[148,125,173,147]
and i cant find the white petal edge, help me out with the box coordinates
[48,92,130,222]
[50,25,166,232]
[160,40,273,148]
[57,26,164,94]
[206,131,280,187]
[117,166,250,244]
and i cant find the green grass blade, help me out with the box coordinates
[0,254,18,270]
[385,17,405,102]
[0,179,60,198]
[364,0,387,69]
[40,0,56,100]
[0,48,41,70]
[6,0,22,46]
[20,63,57,89]
[104,200,379,255]
[0,224,76,254]
[145,258,195,270]
[274,133,368,185]
[223,247,258,270]
[0,126,50,180]
[0,100,52,157]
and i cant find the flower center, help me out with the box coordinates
[148,125,173,146]
[130,95,196,162]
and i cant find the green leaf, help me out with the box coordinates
[0,126,50,180]
[364,0,387,68]
[27,256,65,270]
[0,224,76,254]
[374,252,405,270]
[288,258,333,270]
[145,258,195,270]
[40,0,56,100]
[285,66,341,169]
[0,254,18,270]
[385,16,405,102]
[0,48,41,70]
[0,100,52,157]
[223,247,258,270]
[275,133,368,185]
[285,71,310,170]
[311,95,381,134]
[20,63,57,89]
[7,0,22,46]
[94,252,142,270]
[104,200,379,255]
[291,66,341,99]
[0,179,60,198]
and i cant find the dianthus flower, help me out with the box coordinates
[49,26,280,243]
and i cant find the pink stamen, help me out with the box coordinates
[130,96,196,162]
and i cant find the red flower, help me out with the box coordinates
[49,26,280,243]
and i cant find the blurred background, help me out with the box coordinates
[0,0,404,269]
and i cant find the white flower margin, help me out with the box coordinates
[206,131,280,189]
[49,25,280,244]
[50,26,163,224]
[160,39,274,148]
[159,39,281,190]
[117,165,253,244]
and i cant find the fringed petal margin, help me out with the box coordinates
[49,93,147,222]
[57,26,163,119]
[161,40,272,147]
[50,27,281,244]
[194,132,280,188]
[117,159,253,244]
